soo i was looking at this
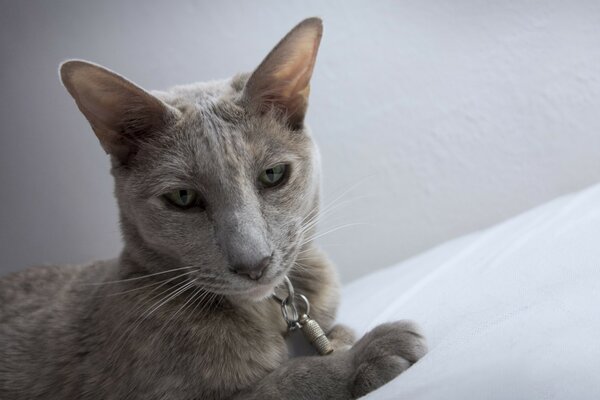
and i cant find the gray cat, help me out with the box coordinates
[0,18,426,399]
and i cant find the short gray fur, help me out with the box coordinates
[0,18,426,399]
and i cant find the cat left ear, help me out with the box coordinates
[60,60,176,163]
[242,17,323,130]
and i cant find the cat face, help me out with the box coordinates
[115,81,321,299]
[60,18,323,300]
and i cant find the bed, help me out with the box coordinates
[338,183,600,399]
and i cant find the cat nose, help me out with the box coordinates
[230,255,271,281]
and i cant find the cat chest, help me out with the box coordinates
[135,315,289,395]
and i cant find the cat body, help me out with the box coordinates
[0,18,426,399]
[0,248,338,399]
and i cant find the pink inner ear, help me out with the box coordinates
[244,19,322,126]
[62,61,172,161]
[77,88,122,130]
[269,30,319,102]
[71,70,138,132]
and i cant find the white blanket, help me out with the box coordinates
[338,183,600,399]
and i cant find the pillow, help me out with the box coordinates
[338,183,600,399]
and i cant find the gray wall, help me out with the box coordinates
[2,0,600,283]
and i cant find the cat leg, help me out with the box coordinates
[231,320,427,400]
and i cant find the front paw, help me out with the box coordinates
[349,321,427,398]
[327,324,356,352]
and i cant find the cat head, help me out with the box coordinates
[60,18,323,301]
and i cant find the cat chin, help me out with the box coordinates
[219,270,288,302]
[228,283,277,302]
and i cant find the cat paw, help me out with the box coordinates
[348,321,427,398]
[327,324,356,351]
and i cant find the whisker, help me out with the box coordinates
[300,222,370,245]
[80,266,198,286]
[154,286,204,339]
[143,279,198,321]
[100,270,199,297]
[188,289,213,317]
[299,194,374,235]
[305,175,375,223]
[110,278,196,352]
[130,279,198,348]
[195,291,220,317]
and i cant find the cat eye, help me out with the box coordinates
[163,189,202,210]
[258,164,288,188]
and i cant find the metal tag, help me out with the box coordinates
[299,314,333,355]
[274,276,334,356]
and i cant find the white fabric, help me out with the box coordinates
[338,183,600,400]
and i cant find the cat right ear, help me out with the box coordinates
[242,18,323,130]
[59,60,176,163]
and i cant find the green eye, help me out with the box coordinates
[259,164,288,188]
[164,189,199,209]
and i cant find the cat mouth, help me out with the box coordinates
[231,270,287,301]
[235,283,277,300]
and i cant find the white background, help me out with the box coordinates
[1,0,599,282]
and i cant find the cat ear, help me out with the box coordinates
[60,60,176,162]
[242,17,323,129]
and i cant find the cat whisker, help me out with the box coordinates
[110,277,197,353]
[115,274,196,327]
[300,222,370,246]
[79,265,198,286]
[143,279,198,321]
[299,194,373,236]
[293,256,316,263]
[122,279,198,349]
[153,286,205,340]
[185,289,217,315]
[193,291,220,319]
[295,243,345,258]
[299,175,376,228]
[99,270,200,297]
[188,289,213,317]
[289,261,314,277]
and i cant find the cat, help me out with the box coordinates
[0,18,426,399]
